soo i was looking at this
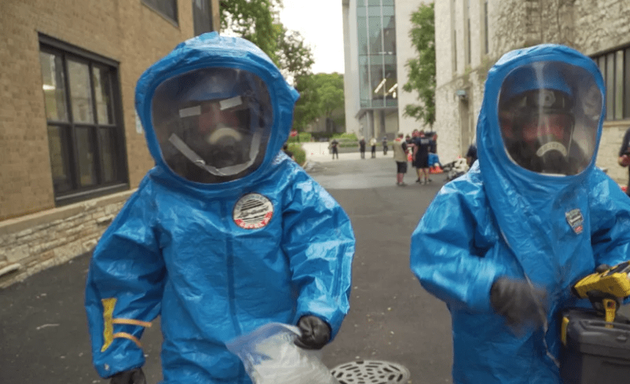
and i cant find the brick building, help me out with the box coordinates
[435,0,630,185]
[0,0,218,287]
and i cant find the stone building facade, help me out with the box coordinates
[435,0,630,186]
[0,0,218,287]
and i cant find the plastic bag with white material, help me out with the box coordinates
[226,322,338,384]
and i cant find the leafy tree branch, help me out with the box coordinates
[402,3,436,127]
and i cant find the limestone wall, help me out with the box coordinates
[434,0,630,185]
[0,190,132,288]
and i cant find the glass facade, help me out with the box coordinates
[357,0,397,109]
[594,46,630,121]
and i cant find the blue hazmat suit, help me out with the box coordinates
[410,44,630,383]
[85,32,355,383]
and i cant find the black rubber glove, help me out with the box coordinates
[110,368,147,384]
[490,277,548,331]
[294,315,331,350]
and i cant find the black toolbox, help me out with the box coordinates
[560,308,630,383]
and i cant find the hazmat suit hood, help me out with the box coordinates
[478,43,605,329]
[479,44,605,252]
[135,32,299,190]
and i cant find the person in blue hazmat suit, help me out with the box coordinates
[410,44,630,383]
[85,32,355,384]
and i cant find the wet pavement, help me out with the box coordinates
[0,156,457,383]
[5,155,628,383]
[310,158,453,382]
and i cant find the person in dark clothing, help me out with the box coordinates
[359,137,366,159]
[466,143,478,167]
[382,136,388,155]
[413,131,432,184]
[430,133,438,154]
[330,139,339,160]
[618,127,630,196]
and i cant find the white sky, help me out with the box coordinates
[279,0,345,74]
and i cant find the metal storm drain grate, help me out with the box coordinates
[330,360,411,384]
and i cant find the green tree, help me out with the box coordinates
[316,73,345,132]
[293,73,345,133]
[293,74,321,132]
[219,1,314,85]
[402,3,436,127]
[277,27,314,83]
[219,0,283,64]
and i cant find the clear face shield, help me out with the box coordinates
[498,61,603,176]
[152,68,273,184]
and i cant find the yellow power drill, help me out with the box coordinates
[572,261,630,323]
[560,261,630,383]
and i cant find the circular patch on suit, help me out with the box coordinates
[233,193,274,229]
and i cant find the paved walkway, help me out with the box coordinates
[302,142,395,163]
[1,156,452,384]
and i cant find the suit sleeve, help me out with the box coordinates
[410,180,505,312]
[589,172,630,268]
[282,171,355,339]
[85,181,166,378]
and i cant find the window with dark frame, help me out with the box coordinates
[484,0,488,55]
[593,46,630,121]
[192,0,213,36]
[142,0,178,24]
[39,38,128,205]
[466,0,471,65]
[452,0,457,74]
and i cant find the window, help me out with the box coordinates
[483,0,489,55]
[466,0,471,65]
[142,0,178,24]
[39,36,128,205]
[192,0,214,36]
[357,0,398,109]
[452,0,458,74]
[593,46,630,121]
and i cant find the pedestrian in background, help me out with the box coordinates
[618,127,630,196]
[330,138,339,160]
[466,143,478,167]
[359,137,366,159]
[405,134,413,165]
[413,130,432,184]
[392,132,408,186]
[382,135,388,155]
[370,136,377,158]
[430,132,438,154]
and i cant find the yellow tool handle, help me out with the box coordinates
[603,298,617,328]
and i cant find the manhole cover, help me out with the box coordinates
[330,360,411,384]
